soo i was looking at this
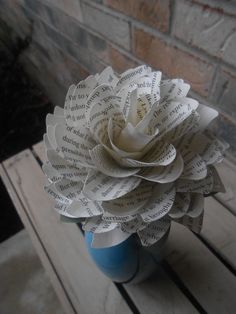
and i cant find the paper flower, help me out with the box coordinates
[43,65,228,248]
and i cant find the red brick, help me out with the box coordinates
[133,28,215,97]
[104,0,170,33]
[108,46,138,73]
[45,0,83,23]
[212,67,236,119]
[82,3,130,50]
[173,0,236,67]
[63,54,90,82]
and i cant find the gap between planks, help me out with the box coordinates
[2,150,133,314]
[33,142,200,314]
[33,141,236,271]
[33,141,236,313]
[0,163,76,314]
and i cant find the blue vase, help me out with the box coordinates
[85,230,169,283]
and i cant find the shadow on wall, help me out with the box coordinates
[0,19,53,242]
[0,19,53,162]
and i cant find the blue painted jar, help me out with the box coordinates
[85,230,169,284]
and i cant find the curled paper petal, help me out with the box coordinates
[168,193,190,219]
[98,66,118,86]
[54,198,102,219]
[149,98,198,139]
[137,153,184,183]
[180,148,207,180]
[42,161,63,183]
[141,142,176,167]
[135,76,152,97]
[65,199,103,218]
[54,179,83,201]
[46,113,64,127]
[140,184,176,222]
[178,166,225,195]
[211,166,225,193]
[136,96,151,124]
[42,65,228,248]
[107,119,142,159]
[90,144,140,178]
[149,71,161,103]
[83,169,141,201]
[164,111,200,142]
[117,84,137,119]
[197,103,218,130]
[127,88,139,126]
[43,133,53,151]
[121,216,147,234]
[54,106,64,116]
[115,122,156,153]
[86,84,114,122]
[55,124,96,167]
[138,217,171,246]
[64,84,76,127]
[83,216,118,233]
[89,97,124,144]
[187,193,204,218]
[176,169,214,194]
[182,132,229,165]
[44,183,71,204]
[102,180,154,216]
[160,79,190,103]
[47,125,57,150]
[123,142,176,167]
[54,202,73,217]
[47,149,87,182]
[173,211,204,233]
[115,65,152,92]
[102,212,137,223]
[70,77,97,126]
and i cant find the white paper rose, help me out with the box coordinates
[43,65,228,248]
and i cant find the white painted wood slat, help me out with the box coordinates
[0,164,75,314]
[2,150,132,314]
[215,160,236,215]
[33,141,199,314]
[166,222,236,313]
[202,197,236,270]
[124,267,199,314]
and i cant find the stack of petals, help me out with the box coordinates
[43,65,228,248]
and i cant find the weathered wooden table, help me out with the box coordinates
[1,141,236,314]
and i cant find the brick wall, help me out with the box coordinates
[0,0,236,162]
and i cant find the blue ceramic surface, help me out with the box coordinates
[85,231,169,283]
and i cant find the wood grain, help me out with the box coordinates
[3,150,132,314]
[0,164,75,314]
[202,197,236,270]
[214,159,236,215]
[124,266,199,314]
[33,140,236,215]
[33,142,198,314]
[166,222,236,313]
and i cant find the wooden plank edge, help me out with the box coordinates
[0,163,76,314]
[214,158,236,215]
[5,149,133,314]
[33,141,46,164]
[32,144,200,314]
[165,221,236,313]
[199,197,236,273]
[33,141,236,312]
